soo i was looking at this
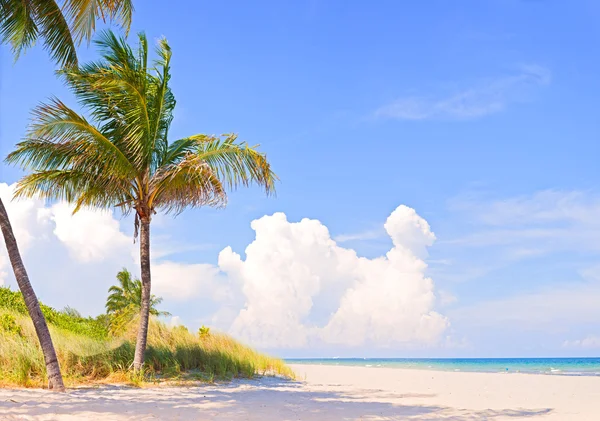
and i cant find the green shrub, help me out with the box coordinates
[0,287,28,314]
[0,287,108,340]
[198,325,210,337]
[0,314,22,336]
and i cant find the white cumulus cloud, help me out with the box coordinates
[51,202,131,263]
[152,261,227,302]
[220,205,448,348]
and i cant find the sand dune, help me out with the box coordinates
[1,364,599,420]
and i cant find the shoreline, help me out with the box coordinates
[0,363,599,419]
[290,362,599,378]
[289,363,600,377]
[286,357,600,377]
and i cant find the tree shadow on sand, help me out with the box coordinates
[0,377,553,420]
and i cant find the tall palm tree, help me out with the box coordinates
[0,0,133,391]
[7,31,277,371]
[106,268,169,335]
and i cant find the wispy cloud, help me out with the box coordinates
[430,190,600,285]
[449,270,600,331]
[450,190,600,227]
[374,65,551,121]
[563,335,600,350]
[438,290,458,307]
[334,228,385,243]
[445,190,600,254]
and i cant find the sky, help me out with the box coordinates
[1,0,599,358]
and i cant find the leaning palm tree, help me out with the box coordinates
[0,0,133,391]
[106,268,169,335]
[7,30,277,371]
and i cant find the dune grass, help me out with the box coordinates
[0,288,294,388]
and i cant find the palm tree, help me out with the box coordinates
[0,0,133,391]
[106,268,169,335]
[7,30,277,371]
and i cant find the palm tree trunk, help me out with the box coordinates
[133,219,152,371]
[0,198,65,391]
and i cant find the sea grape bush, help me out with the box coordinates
[0,313,22,336]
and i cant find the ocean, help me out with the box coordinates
[285,358,600,376]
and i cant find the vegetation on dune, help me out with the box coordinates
[0,287,294,388]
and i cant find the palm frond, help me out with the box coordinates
[116,267,132,289]
[101,0,134,34]
[80,31,152,169]
[148,37,175,173]
[107,285,124,295]
[31,0,78,67]
[149,152,228,214]
[1,0,133,67]
[163,134,277,195]
[0,0,38,61]
[11,169,133,213]
[63,0,133,45]
[6,98,136,179]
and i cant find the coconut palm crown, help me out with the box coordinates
[106,268,169,335]
[7,30,277,369]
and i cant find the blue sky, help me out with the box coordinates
[1,0,600,357]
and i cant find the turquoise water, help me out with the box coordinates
[286,358,600,376]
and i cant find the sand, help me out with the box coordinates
[1,364,599,420]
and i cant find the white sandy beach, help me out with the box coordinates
[1,364,599,420]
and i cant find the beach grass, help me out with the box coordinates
[0,288,294,388]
